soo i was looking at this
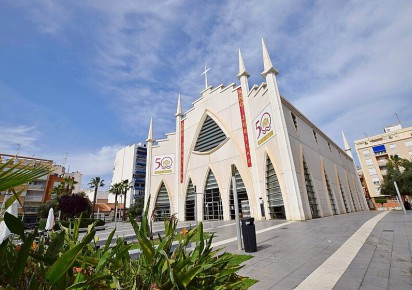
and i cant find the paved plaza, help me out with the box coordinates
[97,210,412,289]
[220,210,412,290]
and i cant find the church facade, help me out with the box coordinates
[144,40,368,222]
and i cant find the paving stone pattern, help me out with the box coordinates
[219,211,412,290]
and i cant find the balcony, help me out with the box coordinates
[27,184,45,191]
[24,195,43,202]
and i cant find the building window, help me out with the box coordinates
[303,156,320,218]
[291,112,298,131]
[362,150,370,156]
[266,156,285,219]
[229,167,249,220]
[203,170,223,220]
[368,168,377,175]
[185,180,195,221]
[405,140,412,147]
[155,183,171,221]
[365,159,373,166]
[194,116,227,152]
[338,177,350,213]
[327,142,332,152]
[313,130,318,145]
[372,177,380,186]
[324,170,337,215]
[389,144,397,149]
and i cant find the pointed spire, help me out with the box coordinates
[175,94,183,117]
[342,131,353,158]
[237,49,250,79]
[261,38,279,77]
[146,118,154,142]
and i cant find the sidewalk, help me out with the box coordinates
[219,210,412,289]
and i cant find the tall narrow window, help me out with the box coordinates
[266,156,285,219]
[203,170,223,220]
[347,180,358,211]
[338,177,349,213]
[291,112,298,131]
[324,170,337,215]
[229,167,249,219]
[155,182,171,221]
[313,130,318,146]
[303,157,320,218]
[185,180,195,221]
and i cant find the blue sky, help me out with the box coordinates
[1,1,412,188]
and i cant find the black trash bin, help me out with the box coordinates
[241,217,257,252]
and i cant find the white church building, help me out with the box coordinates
[144,40,368,222]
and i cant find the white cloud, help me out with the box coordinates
[6,0,412,165]
[66,145,123,178]
[0,125,39,154]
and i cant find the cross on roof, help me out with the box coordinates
[200,62,211,89]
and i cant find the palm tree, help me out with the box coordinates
[121,179,130,221]
[0,158,51,219]
[64,177,78,194]
[88,177,105,220]
[109,182,123,226]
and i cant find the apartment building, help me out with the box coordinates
[0,153,82,224]
[109,142,147,208]
[354,124,412,201]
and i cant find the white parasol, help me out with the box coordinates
[0,199,18,244]
[45,207,55,231]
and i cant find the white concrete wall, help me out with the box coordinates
[109,144,136,207]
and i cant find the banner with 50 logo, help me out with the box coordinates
[254,104,275,146]
[153,154,175,175]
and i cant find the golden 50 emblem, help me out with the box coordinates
[155,156,173,170]
[256,112,272,139]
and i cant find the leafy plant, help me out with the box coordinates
[1,192,249,289]
[59,193,92,219]
[89,176,105,220]
[0,158,52,221]
[380,155,412,196]
[127,198,248,289]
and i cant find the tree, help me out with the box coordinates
[88,177,105,220]
[52,177,78,196]
[63,177,77,194]
[129,196,144,219]
[109,182,123,224]
[121,179,130,221]
[380,155,412,197]
[0,158,51,220]
[59,193,92,219]
[37,197,59,218]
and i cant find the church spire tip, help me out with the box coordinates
[237,49,250,79]
[261,38,279,77]
[146,117,154,142]
[176,94,183,117]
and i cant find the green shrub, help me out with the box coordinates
[374,198,387,205]
[0,198,248,289]
[59,218,105,228]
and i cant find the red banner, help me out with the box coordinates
[180,120,185,183]
[237,87,252,167]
